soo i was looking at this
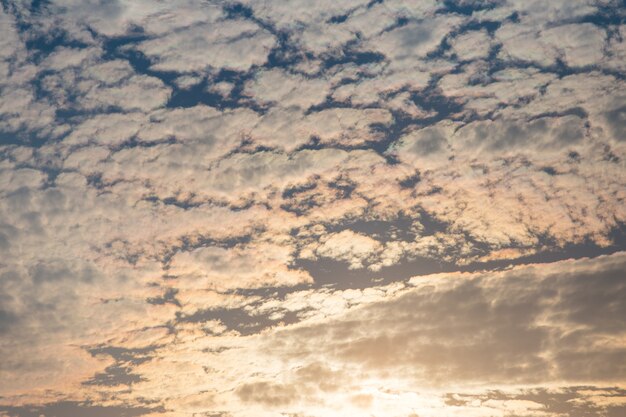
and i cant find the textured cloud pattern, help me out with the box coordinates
[0,0,625,416]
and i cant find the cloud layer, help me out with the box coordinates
[0,0,625,416]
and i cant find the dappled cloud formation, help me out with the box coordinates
[0,0,625,416]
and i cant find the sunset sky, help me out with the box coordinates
[1,0,626,416]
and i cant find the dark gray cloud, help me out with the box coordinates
[605,105,626,141]
[445,387,626,417]
[236,381,297,406]
[271,254,626,385]
[0,401,158,417]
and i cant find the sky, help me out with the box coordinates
[0,0,625,416]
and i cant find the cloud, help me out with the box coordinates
[452,114,587,156]
[236,381,298,406]
[111,254,626,417]
[280,254,626,385]
[368,17,460,65]
[312,230,383,269]
[390,123,454,168]
[248,107,393,150]
[1,0,626,415]
[78,73,171,112]
[449,29,492,61]
[139,105,260,145]
[244,69,330,109]
[0,256,171,397]
[0,401,158,417]
[96,147,384,202]
[238,0,371,30]
[169,242,313,290]
[43,0,223,37]
[0,14,58,140]
[63,112,144,146]
[497,22,607,68]
[137,20,275,72]
[604,104,626,143]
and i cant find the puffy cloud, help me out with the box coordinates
[604,24,626,73]
[169,242,313,290]
[391,123,455,168]
[451,115,588,157]
[238,0,370,30]
[313,230,383,269]
[449,29,492,61]
[540,23,606,67]
[63,112,144,146]
[0,256,174,397]
[45,0,224,37]
[249,107,393,150]
[78,73,171,112]
[497,22,607,68]
[245,69,330,109]
[138,105,259,144]
[505,0,598,24]
[0,23,58,141]
[368,17,460,65]
[1,0,626,415]
[496,22,560,67]
[41,46,100,71]
[236,381,298,406]
[137,20,275,72]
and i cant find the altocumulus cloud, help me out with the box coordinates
[0,0,625,416]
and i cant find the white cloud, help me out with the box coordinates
[391,123,455,169]
[497,22,607,68]
[138,105,260,145]
[78,74,171,112]
[46,0,224,37]
[449,29,492,61]
[169,242,313,290]
[541,23,606,67]
[249,107,393,151]
[63,112,144,146]
[245,69,330,109]
[314,230,383,269]
[368,18,459,65]
[238,0,370,30]
[496,23,559,66]
[137,20,275,72]
[1,0,626,414]
[450,115,588,157]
